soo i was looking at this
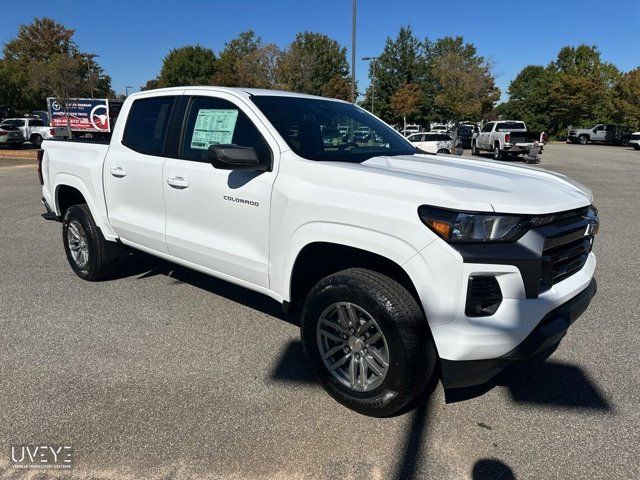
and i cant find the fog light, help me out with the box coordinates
[465,276,502,317]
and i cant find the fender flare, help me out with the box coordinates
[53,173,118,241]
[275,221,428,302]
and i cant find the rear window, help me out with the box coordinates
[122,96,175,156]
[496,122,525,131]
[631,134,640,140]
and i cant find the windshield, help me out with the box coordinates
[250,95,417,162]
[496,122,526,131]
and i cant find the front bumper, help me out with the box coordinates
[440,278,596,388]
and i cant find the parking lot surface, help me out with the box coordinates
[0,143,638,479]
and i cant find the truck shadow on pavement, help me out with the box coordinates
[113,252,610,480]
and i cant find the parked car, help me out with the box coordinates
[40,87,598,417]
[567,124,631,145]
[629,132,640,150]
[407,132,453,154]
[471,120,543,160]
[354,126,372,142]
[0,123,25,147]
[455,124,474,149]
[430,124,449,133]
[403,124,421,136]
[0,117,70,147]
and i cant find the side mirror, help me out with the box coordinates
[208,144,267,171]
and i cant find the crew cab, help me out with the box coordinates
[1,117,70,148]
[40,87,598,417]
[567,124,631,146]
[472,120,543,160]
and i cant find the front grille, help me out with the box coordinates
[539,207,594,292]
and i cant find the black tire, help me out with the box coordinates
[301,268,437,417]
[634,144,640,150]
[492,145,503,160]
[436,148,449,154]
[31,134,43,148]
[578,135,589,145]
[471,141,479,155]
[62,204,120,281]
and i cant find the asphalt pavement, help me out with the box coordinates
[0,143,638,479]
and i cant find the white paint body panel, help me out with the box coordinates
[42,87,597,363]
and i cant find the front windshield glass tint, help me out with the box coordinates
[250,96,417,162]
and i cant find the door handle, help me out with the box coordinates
[167,176,189,189]
[110,167,126,178]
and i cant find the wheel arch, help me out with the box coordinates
[285,241,422,316]
[53,174,118,240]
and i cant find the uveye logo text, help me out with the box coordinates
[10,444,73,470]
[224,195,259,207]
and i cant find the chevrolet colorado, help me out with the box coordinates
[39,87,599,417]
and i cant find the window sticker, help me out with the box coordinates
[190,109,239,150]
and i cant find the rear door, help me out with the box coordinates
[162,91,279,288]
[104,94,178,253]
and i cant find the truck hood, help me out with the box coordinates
[359,154,592,214]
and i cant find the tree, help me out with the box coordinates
[233,43,283,89]
[362,27,427,123]
[390,83,424,133]
[1,17,113,112]
[497,65,553,131]
[547,45,621,132]
[277,32,351,100]
[213,30,262,86]
[28,54,85,127]
[611,68,640,128]
[141,78,160,91]
[157,45,217,87]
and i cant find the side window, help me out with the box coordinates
[180,96,271,165]
[28,119,44,126]
[122,96,175,156]
[595,125,604,131]
[482,123,494,133]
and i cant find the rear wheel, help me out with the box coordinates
[31,134,43,148]
[301,268,436,417]
[578,135,589,145]
[436,148,449,154]
[62,204,121,281]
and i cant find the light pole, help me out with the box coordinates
[125,86,133,97]
[351,0,356,103]
[362,56,377,115]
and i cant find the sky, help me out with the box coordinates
[2,0,639,102]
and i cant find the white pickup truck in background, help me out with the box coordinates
[39,87,598,417]
[0,116,70,147]
[471,120,543,160]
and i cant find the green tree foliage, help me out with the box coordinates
[277,32,351,100]
[362,30,499,126]
[1,17,112,113]
[157,45,217,88]
[498,45,624,135]
[362,27,426,122]
[611,68,640,128]
[390,83,424,126]
[213,30,263,86]
[230,42,283,89]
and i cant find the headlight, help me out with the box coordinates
[418,206,547,243]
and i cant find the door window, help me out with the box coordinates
[180,96,271,166]
[481,123,494,133]
[122,96,175,156]
[28,119,44,126]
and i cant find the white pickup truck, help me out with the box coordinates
[40,87,598,417]
[1,117,70,148]
[471,120,543,160]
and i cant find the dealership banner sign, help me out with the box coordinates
[47,98,113,133]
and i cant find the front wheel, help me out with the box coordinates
[493,145,503,160]
[578,135,589,145]
[436,148,450,154]
[471,142,480,155]
[301,268,436,417]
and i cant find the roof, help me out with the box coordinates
[130,86,349,103]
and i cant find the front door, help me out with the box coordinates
[104,94,177,254]
[162,93,278,288]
